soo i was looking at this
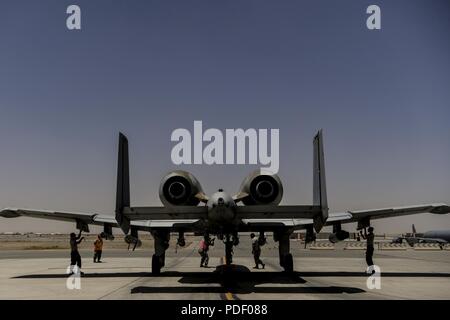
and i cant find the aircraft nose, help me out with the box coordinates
[217,197,225,206]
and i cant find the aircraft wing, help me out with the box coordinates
[122,206,208,220]
[325,203,450,229]
[237,205,323,231]
[240,218,314,231]
[241,213,350,231]
[0,208,200,232]
[235,205,321,219]
[1,208,103,225]
[92,215,197,230]
[241,203,450,231]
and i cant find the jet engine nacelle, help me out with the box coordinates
[329,230,350,243]
[239,170,283,205]
[159,170,204,206]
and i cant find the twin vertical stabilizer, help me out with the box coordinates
[313,129,328,232]
[116,133,131,234]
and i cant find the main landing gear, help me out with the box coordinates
[274,231,294,273]
[223,233,239,265]
[151,230,170,275]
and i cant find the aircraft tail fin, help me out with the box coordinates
[412,224,417,236]
[313,129,328,232]
[115,132,131,234]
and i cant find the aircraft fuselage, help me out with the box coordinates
[423,230,450,242]
[206,191,240,233]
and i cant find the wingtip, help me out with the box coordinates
[431,204,450,214]
[0,208,20,218]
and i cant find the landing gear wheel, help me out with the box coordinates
[226,253,232,265]
[152,254,161,275]
[160,253,166,268]
[284,253,293,273]
[225,243,233,265]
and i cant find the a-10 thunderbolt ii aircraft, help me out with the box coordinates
[1,131,449,274]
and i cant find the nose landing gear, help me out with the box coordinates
[223,233,239,265]
[224,235,233,265]
[177,231,186,247]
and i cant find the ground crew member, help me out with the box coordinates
[251,233,265,269]
[93,234,103,263]
[360,227,375,267]
[199,235,214,267]
[70,230,84,274]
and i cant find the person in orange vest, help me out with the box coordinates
[93,234,104,263]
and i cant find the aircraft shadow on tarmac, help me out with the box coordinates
[131,265,366,295]
[13,264,450,295]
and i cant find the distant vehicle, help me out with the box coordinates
[392,224,450,248]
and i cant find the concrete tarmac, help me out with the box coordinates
[0,239,449,300]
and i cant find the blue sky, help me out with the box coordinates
[0,0,449,232]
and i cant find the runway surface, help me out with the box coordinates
[1,239,449,300]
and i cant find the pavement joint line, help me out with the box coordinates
[97,275,144,300]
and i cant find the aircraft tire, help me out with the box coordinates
[152,254,161,275]
[284,253,293,273]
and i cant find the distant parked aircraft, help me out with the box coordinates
[392,224,450,248]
